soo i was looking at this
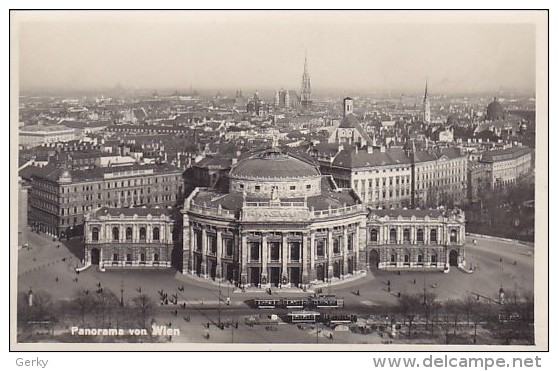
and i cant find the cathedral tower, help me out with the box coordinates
[423,79,431,124]
[300,55,312,108]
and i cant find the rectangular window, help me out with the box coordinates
[316,239,326,257]
[250,242,260,261]
[290,243,300,261]
[290,186,296,190]
[255,185,260,192]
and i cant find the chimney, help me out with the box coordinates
[380,146,386,153]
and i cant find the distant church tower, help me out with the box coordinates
[343,97,354,117]
[300,55,312,108]
[423,80,431,124]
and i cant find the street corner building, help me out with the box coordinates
[367,208,466,272]
[83,206,180,270]
[181,148,467,289]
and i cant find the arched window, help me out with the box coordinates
[153,227,160,241]
[112,227,119,241]
[389,228,397,244]
[403,229,410,242]
[370,229,378,242]
[417,229,424,243]
[140,253,146,262]
[450,229,458,243]
[139,227,146,241]
[154,253,159,262]
[126,227,133,241]
[430,229,437,243]
[390,252,397,265]
[92,227,99,242]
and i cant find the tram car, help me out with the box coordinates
[287,310,321,324]
[310,294,344,308]
[254,298,282,309]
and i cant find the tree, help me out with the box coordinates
[72,290,94,326]
[398,293,422,338]
[442,300,462,343]
[131,294,155,328]
[93,291,120,327]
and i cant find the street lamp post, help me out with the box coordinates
[120,279,124,307]
[218,278,222,327]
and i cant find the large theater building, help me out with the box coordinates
[367,208,466,271]
[182,148,467,288]
[182,149,368,288]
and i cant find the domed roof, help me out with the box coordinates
[230,150,320,179]
[486,97,504,121]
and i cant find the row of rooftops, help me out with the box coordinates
[313,142,466,169]
[21,162,182,183]
[478,146,532,163]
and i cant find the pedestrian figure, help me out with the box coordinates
[413,278,416,284]
[398,271,401,275]
[356,290,360,296]
[57,244,60,248]
[55,277,58,282]
[387,287,391,293]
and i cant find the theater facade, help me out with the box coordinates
[182,148,467,289]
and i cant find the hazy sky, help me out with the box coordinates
[16,11,537,94]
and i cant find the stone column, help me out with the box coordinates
[261,234,268,286]
[240,234,248,286]
[327,229,333,281]
[189,226,195,273]
[201,228,208,278]
[216,229,222,279]
[302,232,309,284]
[397,225,402,244]
[426,225,430,245]
[281,233,288,284]
[342,227,348,277]
[310,231,316,280]
[357,220,367,271]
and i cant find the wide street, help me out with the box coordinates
[17,228,534,343]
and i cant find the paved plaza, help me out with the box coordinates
[17,227,534,343]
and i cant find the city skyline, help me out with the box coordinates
[17,11,536,94]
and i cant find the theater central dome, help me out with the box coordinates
[229,149,322,198]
